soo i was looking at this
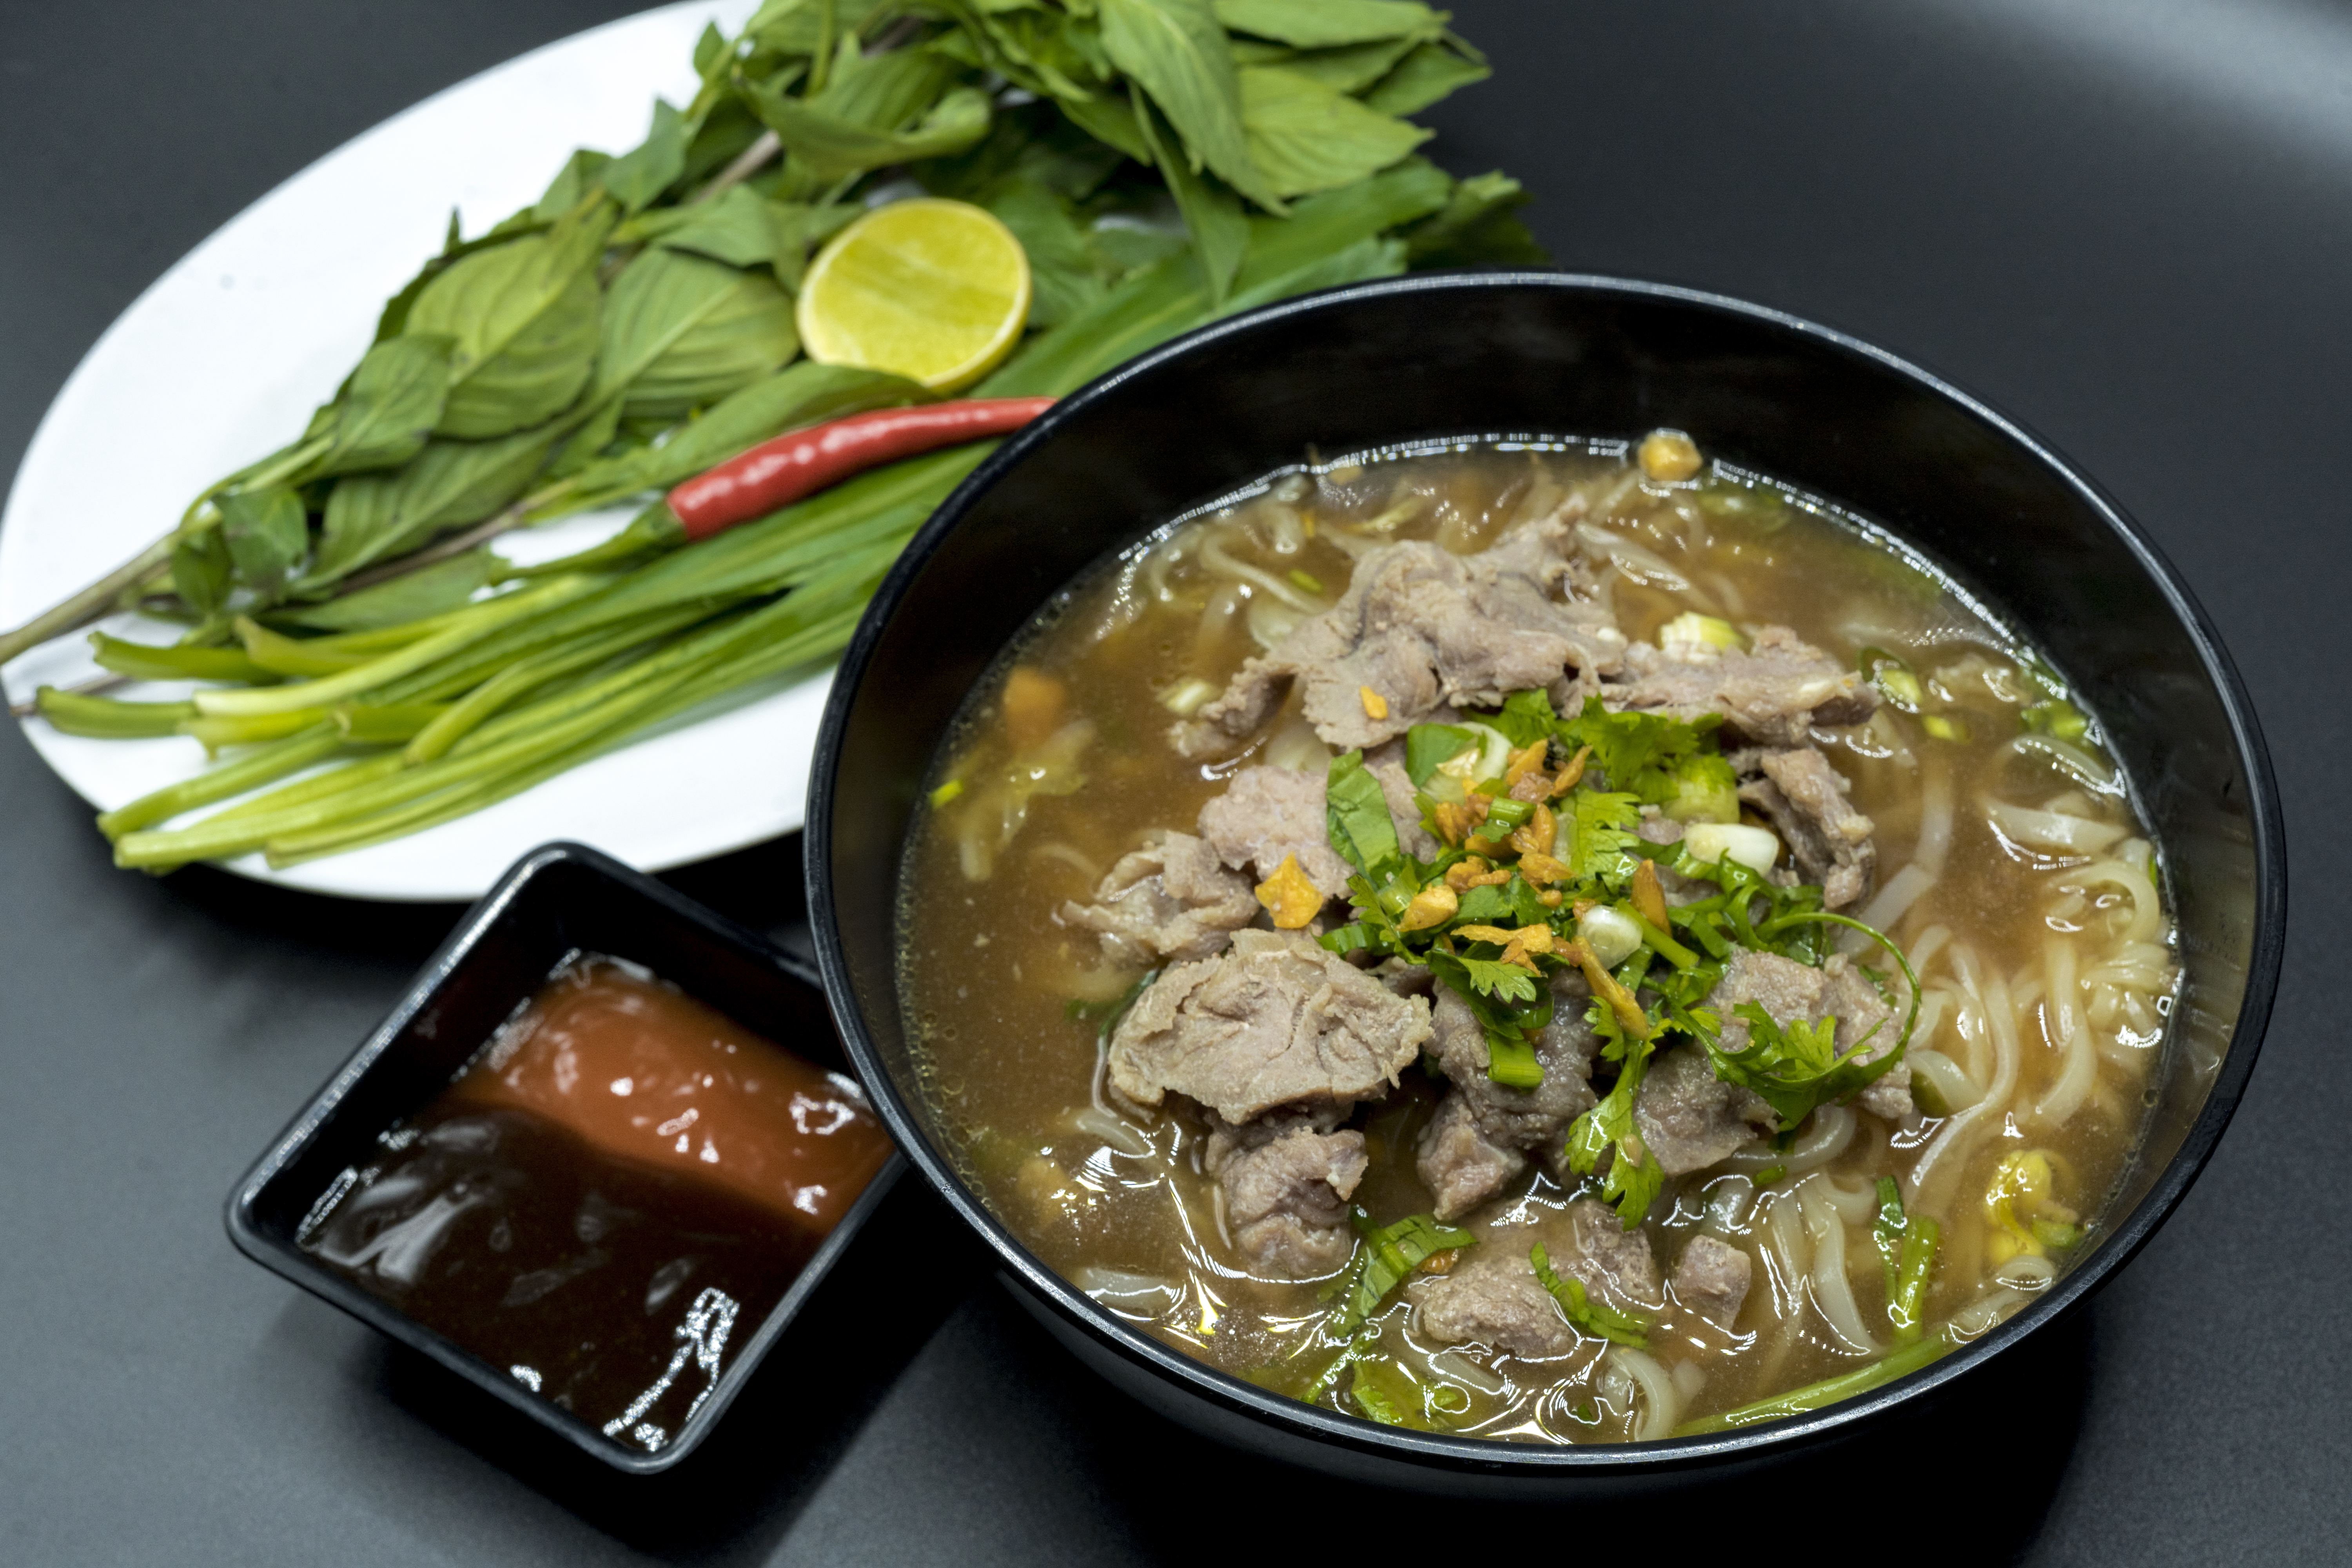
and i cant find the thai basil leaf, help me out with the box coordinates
[271,548,504,632]
[305,423,563,588]
[1213,0,1442,49]
[655,185,783,269]
[982,178,1109,327]
[1228,156,1451,293]
[1217,232,1402,316]
[170,527,234,617]
[535,149,614,221]
[770,202,864,291]
[744,45,991,183]
[1404,169,1546,267]
[1363,37,1490,116]
[303,334,457,481]
[1098,0,1281,209]
[1134,87,1248,301]
[596,248,800,422]
[692,20,728,75]
[600,98,692,214]
[1052,78,1158,163]
[215,486,309,599]
[403,202,613,438]
[1239,65,1428,199]
[1325,748,1402,879]
[744,0,896,55]
[1243,34,1424,95]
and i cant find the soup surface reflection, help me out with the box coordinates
[898,438,2175,1442]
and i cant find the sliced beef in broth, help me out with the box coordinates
[1411,1199,1660,1359]
[1669,1233,1754,1327]
[1739,745,1878,910]
[1059,829,1259,967]
[1195,765,1354,899]
[1203,1111,1368,1278]
[1417,975,1601,1221]
[1106,929,1433,1123]
[1610,624,1877,748]
[1634,1044,1780,1175]
[1173,511,1624,758]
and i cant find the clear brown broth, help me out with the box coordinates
[896,439,2174,1441]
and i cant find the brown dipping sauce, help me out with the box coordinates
[301,956,893,1453]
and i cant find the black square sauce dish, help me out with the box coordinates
[227,841,903,1473]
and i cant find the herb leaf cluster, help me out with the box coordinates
[1318,687,1914,1226]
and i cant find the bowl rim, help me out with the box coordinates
[805,269,2287,1473]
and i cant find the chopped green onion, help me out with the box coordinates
[1673,1330,1954,1435]
[929,778,964,807]
[1288,568,1325,594]
[2031,1217,2083,1251]
[1753,1165,1787,1186]
[1482,796,1535,830]
[1920,713,1970,742]
[1349,1377,1406,1426]
[36,689,197,739]
[1486,1032,1543,1088]
[1858,646,1923,710]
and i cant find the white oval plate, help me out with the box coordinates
[0,1,849,904]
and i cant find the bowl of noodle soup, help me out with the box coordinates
[806,274,2283,1492]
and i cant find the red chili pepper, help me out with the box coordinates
[666,396,1056,540]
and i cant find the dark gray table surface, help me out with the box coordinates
[3,2,2344,1562]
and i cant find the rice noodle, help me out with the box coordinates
[1575,522,1695,592]
[1194,581,1243,666]
[2033,936,2098,1127]
[1072,1267,1184,1318]
[1815,1174,1880,1226]
[1914,758,1954,875]
[1027,841,1101,884]
[1717,1103,1855,1176]
[1610,1347,1685,1439]
[1985,797,2129,856]
[1757,1190,1811,1318]
[1428,1347,1508,1397]
[2005,733,2122,795]
[2067,844,2164,944]
[1991,1252,2058,1292]
[1246,595,1303,649]
[1907,924,1953,984]
[1843,862,1936,951]
[1908,1047,1985,1113]
[1200,530,1325,612]
[1798,1177,1883,1354]
[1699,1175,1756,1236]
[1069,1105,1152,1158]
[1951,1286,2029,1339]
[1908,947,2023,1214]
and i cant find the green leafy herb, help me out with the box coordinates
[1330,1209,1473,1335]
[1872,1176,1940,1346]
[1561,1038,1662,1223]
[1530,1242,1650,1348]
[1324,748,1403,878]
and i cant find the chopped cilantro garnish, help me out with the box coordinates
[1530,1242,1650,1347]
[1871,1177,1940,1346]
[1349,1377,1407,1426]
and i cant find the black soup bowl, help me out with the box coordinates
[806,273,2283,1494]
